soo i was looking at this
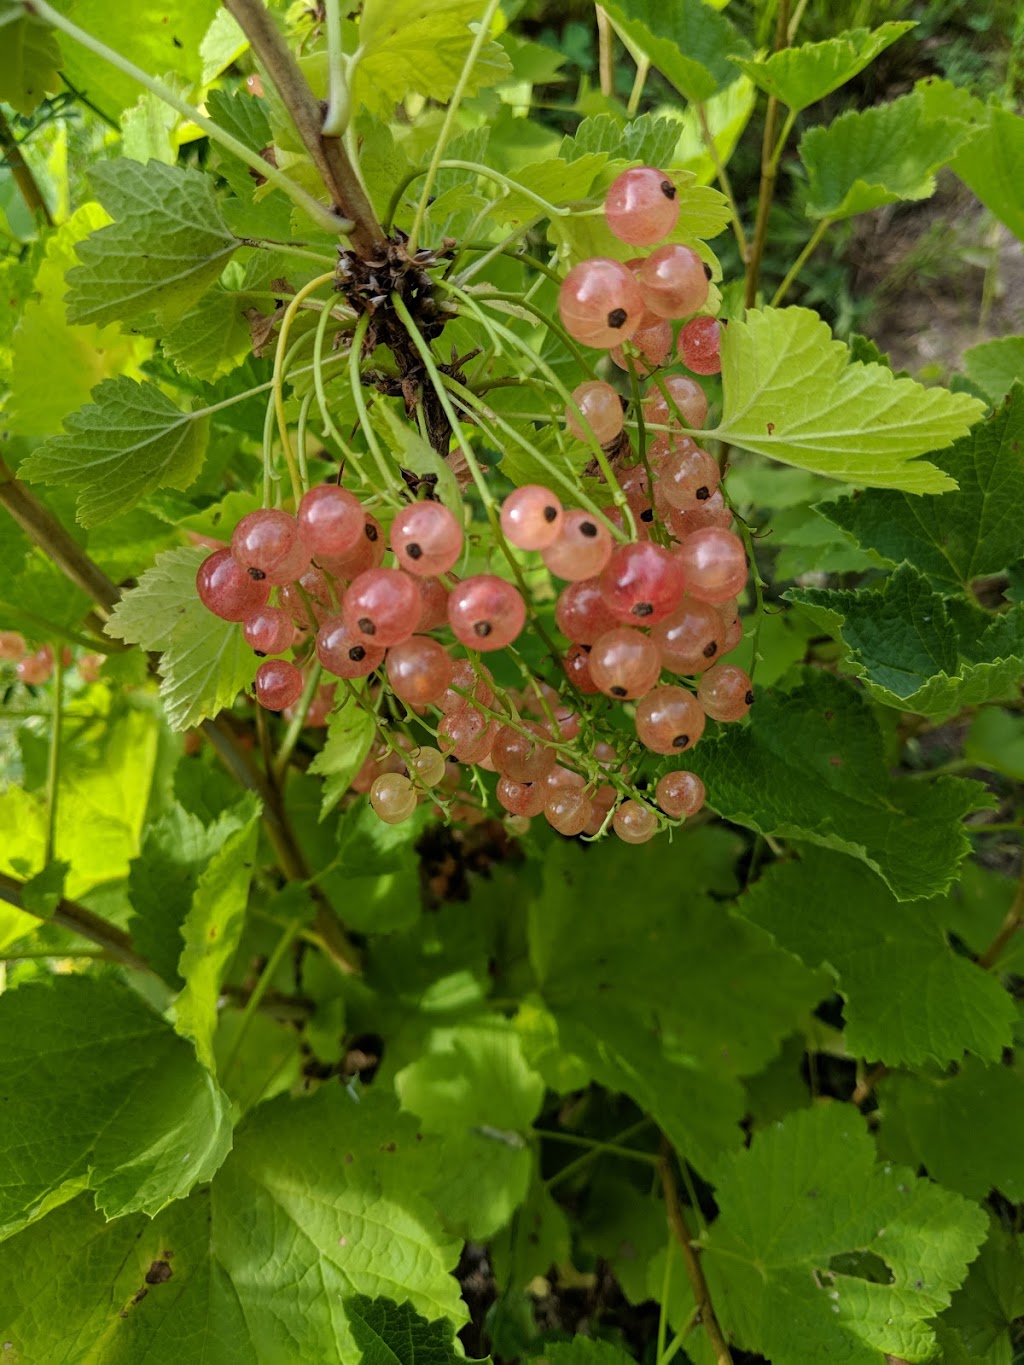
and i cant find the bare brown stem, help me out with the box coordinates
[0,110,54,226]
[744,0,790,309]
[659,1143,734,1365]
[223,0,384,256]
[851,1062,888,1107]
[0,871,152,973]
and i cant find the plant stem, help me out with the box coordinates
[978,860,1024,969]
[273,661,322,782]
[43,647,63,864]
[0,458,121,614]
[544,1119,653,1189]
[409,160,569,227]
[0,109,53,226]
[347,312,405,498]
[770,217,832,307]
[0,870,152,974]
[627,54,651,116]
[696,103,747,263]
[406,0,504,255]
[224,0,383,254]
[321,0,350,137]
[658,1144,734,1365]
[596,6,614,97]
[744,0,791,309]
[850,1062,888,1106]
[272,270,337,500]
[221,910,307,1078]
[535,1128,660,1165]
[25,0,345,236]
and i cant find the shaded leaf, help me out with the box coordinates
[732,23,914,112]
[599,0,749,104]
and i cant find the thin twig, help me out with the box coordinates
[744,0,791,309]
[0,109,53,225]
[596,6,615,97]
[696,103,747,263]
[850,1062,888,1107]
[978,859,1024,969]
[0,871,152,974]
[658,1143,733,1365]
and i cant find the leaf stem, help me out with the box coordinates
[626,53,651,115]
[321,0,350,137]
[770,217,832,307]
[221,909,307,1078]
[696,103,747,263]
[0,870,152,974]
[347,312,406,499]
[544,1119,653,1189]
[24,0,346,236]
[596,5,615,96]
[978,859,1024,969]
[406,0,504,255]
[0,109,53,226]
[743,0,791,309]
[273,661,322,782]
[272,270,337,501]
[43,646,63,865]
[658,1143,734,1365]
[535,1127,660,1165]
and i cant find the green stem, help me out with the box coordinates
[25,0,346,236]
[272,270,337,501]
[696,102,747,264]
[273,661,322,782]
[43,647,63,865]
[221,911,307,1079]
[311,295,372,486]
[534,1128,659,1165]
[770,217,832,307]
[406,0,504,254]
[626,53,651,115]
[347,313,405,498]
[0,870,152,974]
[322,0,350,137]
[0,108,53,226]
[543,1118,652,1189]
[744,0,792,310]
[243,239,339,267]
[409,161,569,234]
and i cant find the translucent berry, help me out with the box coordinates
[440,658,494,714]
[243,606,296,656]
[497,777,548,818]
[718,600,743,653]
[78,654,104,684]
[612,800,658,844]
[565,381,624,446]
[653,598,725,674]
[643,375,709,433]
[545,764,585,793]
[408,745,447,786]
[636,244,710,319]
[344,568,421,646]
[370,772,418,824]
[675,528,747,605]
[386,635,453,706]
[438,706,495,763]
[301,681,337,728]
[319,514,386,579]
[555,577,620,644]
[558,257,645,348]
[414,576,450,632]
[197,548,270,622]
[0,631,25,662]
[491,720,556,784]
[588,627,662,700]
[297,485,364,559]
[545,786,593,836]
[635,685,706,754]
[599,542,686,625]
[15,645,53,685]
[678,316,722,375]
[254,659,304,711]
[660,447,720,512]
[610,319,673,376]
[668,488,732,540]
[542,510,614,582]
[390,501,463,576]
[316,616,386,678]
[656,770,706,819]
[447,575,526,650]
[605,166,680,244]
[698,663,754,721]
[279,567,334,630]
[231,509,309,586]
[563,642,600,693]
[501,485,564,551]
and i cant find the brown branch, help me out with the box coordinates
[744,0,790,309]
[0,871,152,973]
[978,859,1024,969]
[658,1144,734,1365]
[851,1062,888,1108]
[223,0,384,257]
[0,109,54,226]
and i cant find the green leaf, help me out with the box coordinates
[66,160,238,328]
[820,385,1024,590]
[800,90,974,221]
[20,377,210,527]
[682,670,986,900]
[0,1,61,115]
[200,7,247,84]
[19,860,67,918]
[951,105,1024,243]
[939,1219,1024,1362]
[710,306,983,492]
[490,1163,571,1293]
[880,1059,1024,1202]
[352,0,511,117]
[8,203,149,438]
[155,277,261,382]
[121,88,184,167]
[529,832,823,1173]
[742,849,1015,1066]
[964,335,1024,406]
[347,1294,489,1364]
[544,1342,636,1365]
[105,546,259,730]
[0,975,231,1239]
[732,23,914,112]
[703,1105,988,1364]
[175,795,261,1071]
[395,1018,544,1239]
[965,708,1024,782]
[599,0,749,104]
[308,692,377,817]
[491,153,609,226]
[787,564,1024,717]
[559,112,681,166]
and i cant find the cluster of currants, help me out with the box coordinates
[0,633,101,685]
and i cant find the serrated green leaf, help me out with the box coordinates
[703,1105,988,1364]
[0,1,61,115]
[880,1059,1024,1202]
[964,336,1024,406]
[951,104,1024,242]
[105,546,259,730]
[732,23,914,112]
[939,1219,1024,1362]
[965,707,1024,782]
[155,278,261,382]
[200,7,247,83]
[20,377,210,527]
[820,386,1024,589]
[800,90,974,221]
[683,670,986,900]
[324,799,431,933]
[600,0,749,104]
[66,160,238,328]
[352,0,511,117]
[308,693,377,817]
[347,1295,486,1365]
[175,796,261,1071]
[559,112,680,166]
[787,563,1024,717]
[395,1018,544,1240]
[529,832,823,1174]
[491,153,609,226]
[0,976,231,1239]
[742,848,1015,1066]
[121,88,184,167]
[710,307,983,492]
[368,401,462,512]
